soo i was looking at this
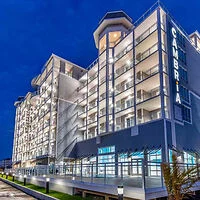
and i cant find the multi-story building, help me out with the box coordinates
[12,54,86,168]
[0,158,12,170]
[12,1,200,199]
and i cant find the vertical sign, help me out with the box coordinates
[171,27,181,104]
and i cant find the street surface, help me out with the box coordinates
[0,180,36,199]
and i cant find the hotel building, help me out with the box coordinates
[12,1,200,199]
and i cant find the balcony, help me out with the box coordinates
[136,86,160,104]
[136,64,159,83]
[135,43,158,65]
[78,81,87,92]
[115,60,133,79]
[88,73,98,84]
[88,87,97,97]
[115,80,134,96]
[115,42,133,62]
[137,108,161,124]
[135,22,157,46]
[115,98,134,113]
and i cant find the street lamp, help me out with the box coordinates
[46,178,50,194]
[117,185,124,200]
[12,174,15,182]
[24,175,27,186]
[1,172,4,177]
[6,173,8,179]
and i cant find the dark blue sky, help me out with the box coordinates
[0,0,200,160]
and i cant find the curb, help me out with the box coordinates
[0,177,58,200]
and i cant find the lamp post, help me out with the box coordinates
[12,174,15,182]
[1,172,4,177]
[117,185,124,200]
[6,173,8,179]
[24,175,27,186]
[46,178,50,194]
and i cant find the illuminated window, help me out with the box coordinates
[98,146,115,154]
[109,31,121,47]
[99,35,106,53]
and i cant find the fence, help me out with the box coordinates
[13,160,199,189]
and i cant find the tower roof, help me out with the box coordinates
[93,11,133,48]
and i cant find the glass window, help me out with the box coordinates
[177,31,185,48]
[98,146,115,154]
[180,85,190,103]
[178,48,186,65]
[109,31,121,47]
[182,105,192,123]
[184,152,196,164]
[99,35,107,54]
[179,66,188,83]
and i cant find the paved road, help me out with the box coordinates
[0,180,36,199]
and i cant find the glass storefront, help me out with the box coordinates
[148,149,162,176]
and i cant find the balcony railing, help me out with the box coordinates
[115,42,133,62]
[88,103,97,110]
[136,64,159,83]
[136,86,160,104]
[137,109,161,124]
[115,100,134,113]
[115,120,135,131]
[78,81,87,91]
[88,73,98,83]
[135,43,159,65]
[89,88,97,96]
[115,61,133,79]
[135,22,157,45]
[115,81,134,95]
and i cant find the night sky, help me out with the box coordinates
[0,0,200,160]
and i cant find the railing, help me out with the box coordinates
[137,109,161,124]
[136,86,160,104]
[88,104,97,110]
[136,64,159,83]
[115,42,133,62]
[115,100,134,113]
[78,81,87,91]
[115,81,134,95]
[115,61,133,79]
[14,160,200,190]
[88,73,98,83]
[135,22,157,45]
[135,43,159,65]
[115,120,135,131]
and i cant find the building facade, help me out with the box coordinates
[12,1,200,198]
[12,55,86,168]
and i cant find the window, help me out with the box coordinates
[179,66,188,83]
[109,31,121,47]
[99,35,107,54]
[177,31,185,48]
[180,86,190,103]
[126,116,134,128]
[182,105,192,123]
[98,146,115,154]
[178,48,186,65]
[126,97,134,108]
[184,152,196,164]
[148,149,162,176]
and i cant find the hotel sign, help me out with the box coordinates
[171,27,181,104]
